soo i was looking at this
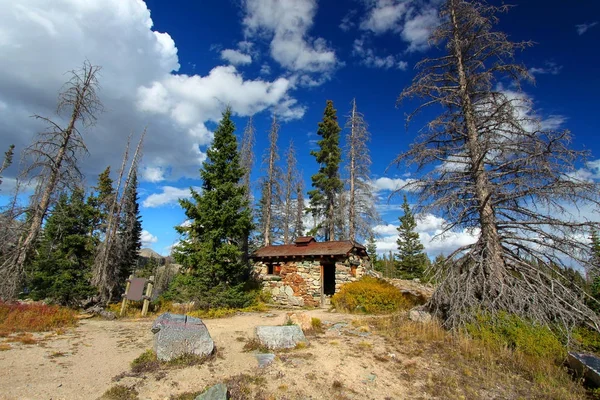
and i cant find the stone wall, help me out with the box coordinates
[253,252,372,307]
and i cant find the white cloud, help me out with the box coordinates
[142,186,199,208]
[220,49,252,65]
[352,38,408,70]
[359,0,440,52]
[141,229,158,246]
[529,61,562,76]
[568,159,600,183]
[0,0,304,186]
[339,10,357,32]
[371,177,415,192]
[576,21,598,35]
[242,0,338,82]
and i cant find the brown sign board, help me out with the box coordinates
[126,278,147,301]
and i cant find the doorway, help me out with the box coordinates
[321,262,336,306]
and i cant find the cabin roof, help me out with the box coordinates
[251,237,366,259]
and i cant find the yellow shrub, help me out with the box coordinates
[331,277,414,314]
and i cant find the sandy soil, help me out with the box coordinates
[0,309,424,400]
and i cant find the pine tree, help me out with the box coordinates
[119,171,142,282]
[172,108,253,307]
[308,100,343,241]
[88,166,115,238]
[396,195,428,279]
[28,188,96,305]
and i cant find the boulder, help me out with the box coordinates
[195,383,227,400]
[255,325,309,349]
[285,312,312,332]
[151,313,214,361]
[85,305,116,320]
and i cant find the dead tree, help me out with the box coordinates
[294,180,305,239]
[0,145,15,188]
[282,140,298,244]
[92,130,145,303]
[240,116,255,203]
[0,61,102,300]
[395,0,600,331]
[345,99,379,242]
[258,117,282,246]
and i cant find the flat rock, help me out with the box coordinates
[255,353,276,368]
[151,313,214,361]
[255,325,309,349]
[409,309,432,324]
[195,383,227,400]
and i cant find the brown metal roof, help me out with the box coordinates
[294,236,316,245]
[251,240,366,259]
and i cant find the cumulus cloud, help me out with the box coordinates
[220,49,252,65]
[0,0,304,185]
[141,229,158,246]
[142,186,199,208]
[242,0,338,82]
[352,38,408,70]
[359,0,441,52]
[576,21,598,35]
[371,177,415,192]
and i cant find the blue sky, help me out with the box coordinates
[0,0,599,257]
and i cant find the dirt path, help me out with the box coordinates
[0,309,418,400]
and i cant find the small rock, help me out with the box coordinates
[195,383,227,400]
[285,312,312,332]
[255,353,276,368]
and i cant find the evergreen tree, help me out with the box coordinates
[119,171,142,281]
[28,188,96,305]
[396,195,428,279]
[0,144,15,189]
[308,100,343,241]
[88,166,115,239]
[171,108,253,307]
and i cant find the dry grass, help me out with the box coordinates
[108,301,270,320]
[129,349,214,375]
[100,384,139,400]
[0,301,77,334]
[6,332,37,345]
[369,314,587,400]
[0,343,11,351]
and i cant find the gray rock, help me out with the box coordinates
[409,309,432,323]
[195,383,227,400]
[151,313,214,361]
[255,325,309,349]
[85,305,116,320]
[255,353,276,368]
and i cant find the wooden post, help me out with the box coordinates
[120,274,133,317]
[141,275,154,317]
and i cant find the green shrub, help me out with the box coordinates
[331,277,414,314]
[465,312,565,363]
[572,326,600,354]
[162,276,259,309]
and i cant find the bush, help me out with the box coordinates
[0,301,77,334]
[572,326,600,354]
[331,277,414,314]
[465,312,565,363]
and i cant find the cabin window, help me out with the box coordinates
[267,264,281,275]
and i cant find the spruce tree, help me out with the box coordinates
[172,108,253,307]
[119,171,142,281]
[28,188,96,305]
[308,100,343,241]
[396,195,428,279]
[88,166,115,239]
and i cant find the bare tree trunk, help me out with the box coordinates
[450,1,504,284]
[349,100,356,241]
[283,140,297,244]
[294,180,305,239]
[262,117,279,246]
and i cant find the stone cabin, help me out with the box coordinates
[251,236,372,307]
